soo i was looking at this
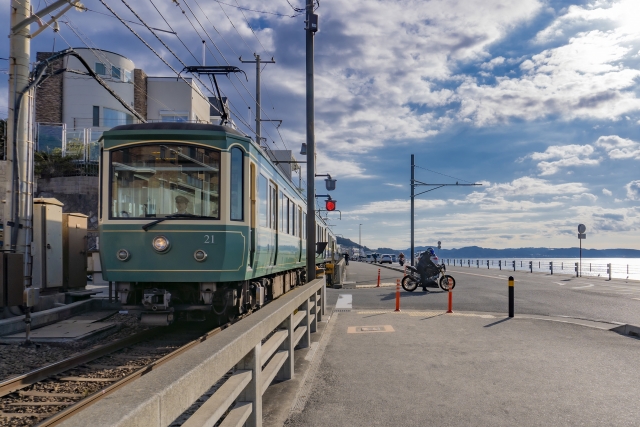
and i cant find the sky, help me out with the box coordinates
[1,0,639,250]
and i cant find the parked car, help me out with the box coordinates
[380,254,392,264]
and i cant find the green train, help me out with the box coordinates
[98,122,336,324]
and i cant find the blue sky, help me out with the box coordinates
[1,0,639,250]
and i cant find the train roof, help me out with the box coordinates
[108,122,247,138]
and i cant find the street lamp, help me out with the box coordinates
[359,224,362,257]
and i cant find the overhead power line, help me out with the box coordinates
[414,164,474,184]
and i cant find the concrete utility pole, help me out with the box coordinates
[410,154,415,266]
[240,54,275,144]
[6,0,33,285]
[6,0,80,288]
[305,0,318,282]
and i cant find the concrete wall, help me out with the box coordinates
[36,176,99,232]
[63,48,135,130]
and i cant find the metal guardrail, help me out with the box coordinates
[58,277,327,427]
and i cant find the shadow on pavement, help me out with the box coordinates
[483,317,512,328]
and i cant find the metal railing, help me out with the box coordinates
[58,277,326,427]
[444,258,640,281]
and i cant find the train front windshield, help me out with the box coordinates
[110,144,221,219]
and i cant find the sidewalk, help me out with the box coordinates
[285,309,640,427]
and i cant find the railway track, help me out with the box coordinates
[0,321,229,427]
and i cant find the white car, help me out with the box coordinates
[380,254,392,264]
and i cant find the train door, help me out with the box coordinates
[249,162,256,267]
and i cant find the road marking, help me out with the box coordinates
[554,282,566,286]
[571,284,594,289]
[633,298,640,301]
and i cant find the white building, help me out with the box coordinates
[146,77,211,124]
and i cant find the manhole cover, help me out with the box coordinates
[347,325,395,333]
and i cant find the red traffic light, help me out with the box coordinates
[326,199,336,211]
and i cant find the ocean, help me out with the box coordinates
[441,257,640,281]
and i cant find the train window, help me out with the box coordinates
[110,144,220,219]
[259,174,267,227]
[279,191,285,233]
[230,147,244,221]
[269,183,277,230]
[290,202,296,236]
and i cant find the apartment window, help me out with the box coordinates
[161,115,189,123]
[103,108,133,126]
[111,65,121,80]
[123,69,132,83]
[95,63,106,75]
[92,106,100,127]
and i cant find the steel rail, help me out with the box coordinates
[0,327,164,398]
[34,323,229,427]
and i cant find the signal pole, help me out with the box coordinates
[305,0,318,282]
[240,54,275,144]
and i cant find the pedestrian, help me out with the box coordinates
[343,253,349,265]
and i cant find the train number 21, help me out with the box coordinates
[204,235,215,244]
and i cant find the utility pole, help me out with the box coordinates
[359,223,362,258]
[6,0,82,289]
[410,154,481,267]
[304,0,318,282]
[240,54,275,144]
[6,0,33,286]
[410,155,415,266]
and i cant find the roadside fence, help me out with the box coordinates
[443,258,640,281]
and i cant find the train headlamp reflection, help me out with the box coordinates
[152,236,170,252]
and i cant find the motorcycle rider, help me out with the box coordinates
[398,252,405,266]
[417,247,440,292]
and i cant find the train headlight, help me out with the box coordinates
[116,249,130,261]
[152,236,170,252]
[194,249,207,262]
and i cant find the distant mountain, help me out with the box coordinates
[335,240,640,258]
[408,246,640,258]
[336,236,370,252]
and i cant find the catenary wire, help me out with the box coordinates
[414,164,474,184]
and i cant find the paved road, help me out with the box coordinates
[332,261,640,325]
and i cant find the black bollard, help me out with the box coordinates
[508,276,514,317]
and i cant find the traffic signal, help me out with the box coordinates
[326,199,337,211]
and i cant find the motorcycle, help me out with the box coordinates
[398,257,405,266]
[401,263,455,292]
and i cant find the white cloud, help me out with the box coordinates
[456,0,640,126]
[602,188,613,196]
[480,56,506,70]
[595,135,640,160]
[626,180,640,200]
[525,144,600,175]
[485,176,589,196]
[384,183,403,188]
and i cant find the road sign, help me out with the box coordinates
[578,224,586,233]
[578,233,586,239]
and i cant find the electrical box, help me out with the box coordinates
[63,213,88,290]
[0,253,24,307]
[24,287,39,307]
[32,198,64,289]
